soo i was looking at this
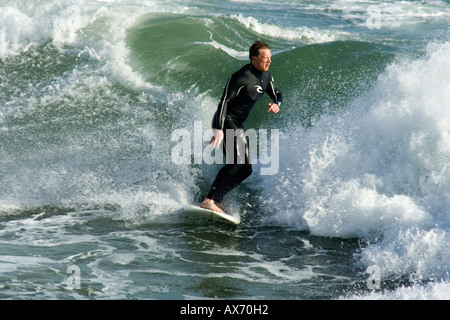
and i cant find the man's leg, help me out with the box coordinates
[201,123,252,213]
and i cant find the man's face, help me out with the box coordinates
[252,48,271,72]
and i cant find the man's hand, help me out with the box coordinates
[268,103,280,113]
[210,129,224,149]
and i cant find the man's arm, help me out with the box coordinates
[266,76,283,113]
[213,75,245,130]
[210,74,246,149]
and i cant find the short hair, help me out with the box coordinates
[249,41,270,60]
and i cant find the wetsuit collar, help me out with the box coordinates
[249,63,263,77]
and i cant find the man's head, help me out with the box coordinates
[250,41,271,72]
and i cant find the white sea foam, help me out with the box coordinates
[0,4,47,58]
[0,0,198,217]
[0,1,94,58]
[350,281,450,300]
[232,14,350,44]
[308,0,450,28]
[195,39,248,60]
[0,1,167,89]
[263,42,450,298]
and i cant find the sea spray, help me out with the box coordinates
[263,42,450,296]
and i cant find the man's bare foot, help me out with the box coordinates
[215,202,227,212]
[200,198,224,214]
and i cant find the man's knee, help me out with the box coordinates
[236,164,252,180]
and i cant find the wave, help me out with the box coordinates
[0,2,97,58]
[260,42,450,297]
[307,0,450,28]
[0,3,200,219]
[0,1,171,90]
[232,14,351,44]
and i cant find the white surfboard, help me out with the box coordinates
[183,205,240,225]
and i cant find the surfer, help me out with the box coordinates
[200,41,283,214]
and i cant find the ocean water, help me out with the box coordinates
[0,0,449,300]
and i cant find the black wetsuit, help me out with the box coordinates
[206,63,283,203]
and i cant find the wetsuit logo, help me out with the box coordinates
[254,85,264,94]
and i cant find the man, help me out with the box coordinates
[200,41,283,214]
